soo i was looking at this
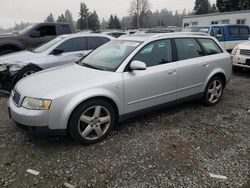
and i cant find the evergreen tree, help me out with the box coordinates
[113,15,121,29]
[65,10,74,26]
[77,2,90,30]
[45,13,55,22]
[194,0,211,15]
[210,3,219,13]
[88,11,100,31]
[217,0,250,12]
[57,14,67,22]
[108,15,115,29]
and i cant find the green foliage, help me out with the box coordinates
[108,15,121,29]
[45,13,55,22]
[88,11,100,31]
[194,0,211,15]
[57,14,67,23]
[77,2,90,30]
[216,0,250,12]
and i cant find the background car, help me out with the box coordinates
[0,22,76,56]
[0,33,113,92]
[232,41,250,71]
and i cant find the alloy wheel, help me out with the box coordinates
[207,80,223,103]
[78,105,111,141]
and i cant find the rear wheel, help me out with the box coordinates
[68,99,116,144]
[202,76,224,106]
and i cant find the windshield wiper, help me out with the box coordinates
[80,62,105,71]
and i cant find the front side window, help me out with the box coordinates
[56,37,87,53]
[132,39,172,67]
[175,38,203,60]
[80,40,140,71]
[211,27,222,37]
[197,38,223,55]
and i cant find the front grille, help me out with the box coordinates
[240,49,250,56]
[12,90,21,105]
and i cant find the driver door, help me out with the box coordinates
[122,39,178,114]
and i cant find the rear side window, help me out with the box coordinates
[59,25,71,34]
[197,38,223,55]
[56,37,87,53]
[229,26,250,35]
[175,38,203,60]
[240,27,250,35]
[88,37,110,50]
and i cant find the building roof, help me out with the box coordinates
[183,10,250,19]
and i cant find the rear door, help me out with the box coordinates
[175,38,210,99]
[123,39,178,113]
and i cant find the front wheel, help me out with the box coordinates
[202,76,224,106]
[68,99,116,144]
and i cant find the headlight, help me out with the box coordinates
[22,97,52,110]
[231,46,239,55]
[0,64,8,71]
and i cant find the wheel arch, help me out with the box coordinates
[205,70,227,89]
[66,96,120,130]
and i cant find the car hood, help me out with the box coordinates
[0,50,43,65]
[15,64,113,98]
[237,41,250,49]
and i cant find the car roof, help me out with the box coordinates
[115,32,212,42]
[59,32,115,39]
[187,24,249,28]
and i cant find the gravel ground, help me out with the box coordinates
[0,71,249,188]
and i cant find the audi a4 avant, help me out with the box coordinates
[9,33,232,144]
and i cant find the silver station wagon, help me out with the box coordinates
[8,33,232,144]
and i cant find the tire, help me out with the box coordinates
[0,49,17,56]
[202,76,224,106]
[16,65,41,81]
[232,66,241,73]
[68,99,116,144]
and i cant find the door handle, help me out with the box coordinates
[168,69,176,75]
[203,63,209,68]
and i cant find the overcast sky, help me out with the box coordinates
[0,0,216,28]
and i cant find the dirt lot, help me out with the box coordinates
[0,71,249,188]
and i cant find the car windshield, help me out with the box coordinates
[33,37,64,53]
[79,40,141,71]
[183,27,210,33]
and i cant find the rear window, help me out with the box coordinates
[229,26,250,35]
[59,25,71,34]
[88,37,110,50]
[197,38,223,55]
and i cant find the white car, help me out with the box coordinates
[232,41,250,70]
[0,33,113,91]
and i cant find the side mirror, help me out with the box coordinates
[51,49,64,55]
[30,31,41,38]
[130,60,147,71]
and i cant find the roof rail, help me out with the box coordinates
[151,32,209,39]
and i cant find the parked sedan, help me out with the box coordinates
[232,40,250,70]
[9,33,232,144]
[0,33,113,91]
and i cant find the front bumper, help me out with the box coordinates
[232,54,250,69]
[8,98,66,135]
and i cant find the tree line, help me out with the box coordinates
[1,0,250,33]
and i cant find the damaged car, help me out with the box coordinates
[0,33,113,92]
